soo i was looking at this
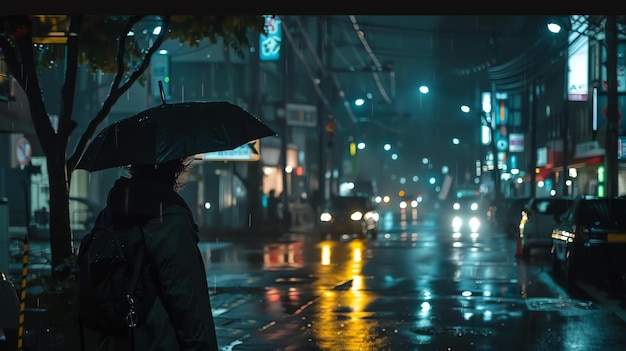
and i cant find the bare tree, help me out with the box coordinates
[0,15,266,277]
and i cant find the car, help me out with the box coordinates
[447,196,484,232]
[319,196,379,241]
[551,196,626,285]
[518,196,573,259]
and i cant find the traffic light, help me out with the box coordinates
[326,120,335,149]
[349,142,356,156]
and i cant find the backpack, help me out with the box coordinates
[77,222,157,337]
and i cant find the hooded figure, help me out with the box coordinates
[93,157,218,351]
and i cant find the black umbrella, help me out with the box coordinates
[76,101,277,172]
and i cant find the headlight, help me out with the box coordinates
[453,202,461,210]
[469,217,480,231]
[364,211,379,222]
[470,202,478,211]
[411,200,418,208]
[399,201,407,209]
[350,211,363,221]
[452,216,463,229]
[320,212,332,222]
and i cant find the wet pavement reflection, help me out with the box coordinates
[198,212,626,351]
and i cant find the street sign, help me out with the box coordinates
[15,137,31,168]
[286,103,317,127]
[200,140,261,161]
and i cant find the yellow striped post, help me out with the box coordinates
[17,236,28,351]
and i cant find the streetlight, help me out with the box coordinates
[418,84,429,109]
[547,22,563,34]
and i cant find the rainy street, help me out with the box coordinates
[202,210,626,351]
[5,14,626,351]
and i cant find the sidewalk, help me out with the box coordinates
[2,221,318,350]
[5,221,317,283]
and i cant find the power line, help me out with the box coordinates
[349,15,392,104]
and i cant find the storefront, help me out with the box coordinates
[570,141,604,196]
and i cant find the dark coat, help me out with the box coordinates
[94,176,218,351]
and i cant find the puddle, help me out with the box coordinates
[412,326,497,337]
[525,297,595,316]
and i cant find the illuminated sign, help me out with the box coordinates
[200,140,261,161]
[509,133,525,152]
[260,15,281,61]
[568,15,589,101]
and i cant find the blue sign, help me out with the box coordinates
[260,15,281,61]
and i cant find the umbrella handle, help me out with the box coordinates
[158,81,167,105]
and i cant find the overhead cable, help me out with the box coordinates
[281,17,357,124]
[292,16,357,124]
[349,15,392,104]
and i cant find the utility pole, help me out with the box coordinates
[605,15,619,197]
[316,16,328,218]
[562,91,569,196]
[530,79,538,199]
[490,82,501,204]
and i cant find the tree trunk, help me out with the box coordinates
[47,152,74,271]
[0,17,75,272]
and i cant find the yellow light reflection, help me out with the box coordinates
[353,247,362,263]
[312,238,384,349]
[321,244,331,265]
[352,275,363,290]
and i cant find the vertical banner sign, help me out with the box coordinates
[567,15,589,101]
[260,15,281,61]
[481,92,492,145]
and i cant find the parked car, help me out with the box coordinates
[518,196,573,259]
[319,196,379,241]
[551,196,626,285]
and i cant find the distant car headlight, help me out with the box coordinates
[453,202,461,210]
[470,202,478,211]
[452,216,463,229]
[411,200,418,208]
[399,201,407,209]
[320,212,332,222]
[469,216,480,231]
[350,211,363,221]
[364,211,379,222]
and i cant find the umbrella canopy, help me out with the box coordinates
[76,101,277,172]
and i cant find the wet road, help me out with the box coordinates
[202,211,626,351]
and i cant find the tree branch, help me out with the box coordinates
[68,15,171,171]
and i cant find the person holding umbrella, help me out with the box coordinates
[93,156,218,350]
[75,101,277,350]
